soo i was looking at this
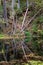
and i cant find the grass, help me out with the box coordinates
[0,34,13,39]
[30,60,43,65]
[23,60,43,65]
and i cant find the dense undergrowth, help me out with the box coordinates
[0,0,43,64]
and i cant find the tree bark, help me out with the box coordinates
[3,0,7,22]
[18,0,20,9]
[26,0,29,8]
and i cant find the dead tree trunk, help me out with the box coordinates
[26,0,29,8]
[18,0,20,9]
[3,0,7,22]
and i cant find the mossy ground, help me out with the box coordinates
[22,60,43,65]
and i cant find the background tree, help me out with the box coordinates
[26,0,29,8]
[3,0,7,22]
[18,0,20,9]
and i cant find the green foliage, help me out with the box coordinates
[0,34,5,38]
[20,0,26,10]
[35,0,43,8]
[15,9,22,15]
[38,16,43,23]
[0,0,43,60]
[29,60,43,65]
[31,14,43,55]
[32,25,38,32]
[15,60,43,65]
[29,0,43,7]
[0,5,3,14]
[24,31,32,42]
[14,0,26,15]
[33,15,43,24]
[0,5,3,10]
[0,18,6,24]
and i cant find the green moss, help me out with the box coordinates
[16,60,43,65]
[30,60,43,65]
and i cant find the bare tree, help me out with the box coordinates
[18,0,20,9]
[3,0,7,22]
[11,0,16,34]
[12,0,15,11]
[26,0,29,8]
[11,0,17,59]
